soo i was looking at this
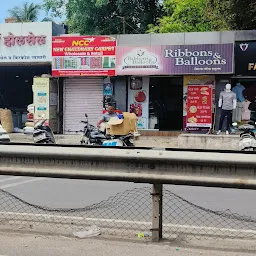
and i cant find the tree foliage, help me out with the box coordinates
[209,0,256,30]
[43,0,162,35]
[148,0,230,33]
[8,2,41,22]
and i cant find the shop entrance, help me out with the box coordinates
[231,78,256,123]
[149,77,183,131]
[0,65,51,128]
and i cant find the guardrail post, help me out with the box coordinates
[151,183,163,242]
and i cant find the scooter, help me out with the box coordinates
[80,114,135,147]
[33,119,55,144]
[233,121,256,151]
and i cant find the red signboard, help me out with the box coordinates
[186,85,213,129]
[52,36,116,77]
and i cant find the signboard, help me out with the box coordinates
[33,77,50,120]
[116,44,234,75]
[116,47,162,75]
[52,36,116,76]
[0,22,52,63]
[186,84,213,130]
[235,41,256,76]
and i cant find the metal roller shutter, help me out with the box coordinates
[64,78,103,134]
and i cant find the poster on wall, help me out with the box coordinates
[128,77,149,130]
[186,85,213,131]
[52,36,116,76]
[103,82,113,96]
[33,77,50,121]
[183,75,215,130]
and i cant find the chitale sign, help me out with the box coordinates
[0,22,52,63]
[116,44,234,75]
[235,41,256,75]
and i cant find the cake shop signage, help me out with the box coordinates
[0,22,52,63]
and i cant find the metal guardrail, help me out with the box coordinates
[0,144,256,189]
[0,144,256,241]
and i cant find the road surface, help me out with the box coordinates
[0,175,255,217]
[0,232,255,256]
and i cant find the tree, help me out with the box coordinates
[43,0,162,34]
[209,0,256,30]
[8,2,41,22]
[148,0,230,33]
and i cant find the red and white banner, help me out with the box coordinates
[52,36,116,77]
[186,85,213,128]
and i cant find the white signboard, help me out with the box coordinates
[0,22,52,63]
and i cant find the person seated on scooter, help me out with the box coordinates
[97,105,118,129]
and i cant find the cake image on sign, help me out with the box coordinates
[135,91,146,103]
[200,87,209,95]
[122,49,159,70]
[189,106,197,114]
[188,116,198,123]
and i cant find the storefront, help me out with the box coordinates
[0,22,52,129]
[232,41,256,124]
[116,44,234,132]
[52,36,117,134]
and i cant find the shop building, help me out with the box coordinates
[52,36,117,134]
[53,30,256,135]
[231,41,256,124]
[115,44,234,132]
[0,21,65,130]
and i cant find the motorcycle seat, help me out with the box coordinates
[90,132,106,139]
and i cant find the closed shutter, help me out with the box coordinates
[64,78,103,134]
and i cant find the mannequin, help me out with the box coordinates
[232,82,245,122]
[217,84,237,135]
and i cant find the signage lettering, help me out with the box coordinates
[248,63,256,71]
[0,32,47,47]
[164,48,227,66]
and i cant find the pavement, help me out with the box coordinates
[0,232,255,256]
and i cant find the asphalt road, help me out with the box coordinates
[0,232,255,256]
[0,175,255,218]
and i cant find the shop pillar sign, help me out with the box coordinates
[0,22,52,63]
[235,41,256,76]
[33,77,50,122]
[186,84,213,131]
[52,36,116,76]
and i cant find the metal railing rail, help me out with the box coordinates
[0,144,256,241]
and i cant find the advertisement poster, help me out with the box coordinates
[183,75,215,130]
[103,83,113,96]
[52,36,116,76]
[186,85,213,130]
[33,77,50,121]
[0,22,52,63]
[117,44,233,75]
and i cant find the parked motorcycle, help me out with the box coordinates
[33,119,55,144]
[233,121,256,151]
[80,114,135,147]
